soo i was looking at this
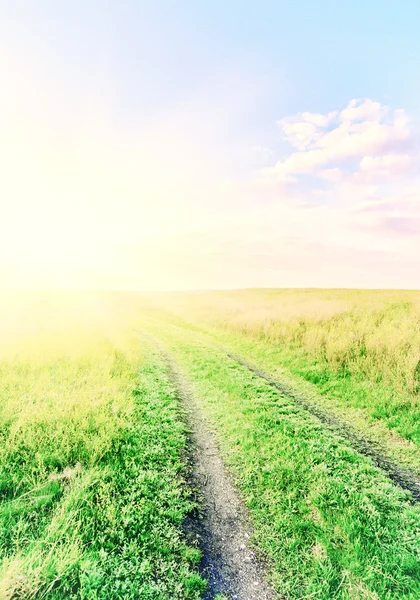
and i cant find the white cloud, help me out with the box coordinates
[267,98,415,183]
[244,99,420,288]
[277,110,338,151]
[339,98,385,123]
[301,111,339,127]
[318,168,342,182]
[359,153,413,177]
[253,145,274,160]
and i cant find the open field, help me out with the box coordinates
[0,292,205,599]
[0,289,419,599]
[151,289,420,449]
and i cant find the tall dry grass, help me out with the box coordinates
[156,289,420,397]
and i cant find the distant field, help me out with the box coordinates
[152,289,420,447]
[0,289,419,599]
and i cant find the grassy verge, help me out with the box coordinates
[150,290,420,447]
[152,324,420,600]
[201,324,420,476]
[0,333,205,599]
[215,325,420,446]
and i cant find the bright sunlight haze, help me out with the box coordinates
[1,2,419,290]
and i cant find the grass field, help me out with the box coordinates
[1,288,419,599]
[152,289,420,448]
[0,292,205,599]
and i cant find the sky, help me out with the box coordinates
[0,0,419,290]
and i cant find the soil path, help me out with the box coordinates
[144,320,419,502]
[154,341,276,600]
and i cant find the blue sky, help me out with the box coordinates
[1,1,419,289]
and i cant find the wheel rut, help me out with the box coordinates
[148,337,276,600]
[144,320,420,502]
[225,352,420,502]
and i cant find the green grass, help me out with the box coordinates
[3,288,420,599]
[177,323,420,476]
[148,322,420,599]
[149,289,420,448]
[0,332,206,599]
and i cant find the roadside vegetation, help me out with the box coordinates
[2,289,420,599]
[152,289,420,447]
[149,323,420,599]
[0,296,205,599]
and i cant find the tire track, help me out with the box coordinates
[142,319,420,501]
[224,351,420,502]
[142,334,277,600]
